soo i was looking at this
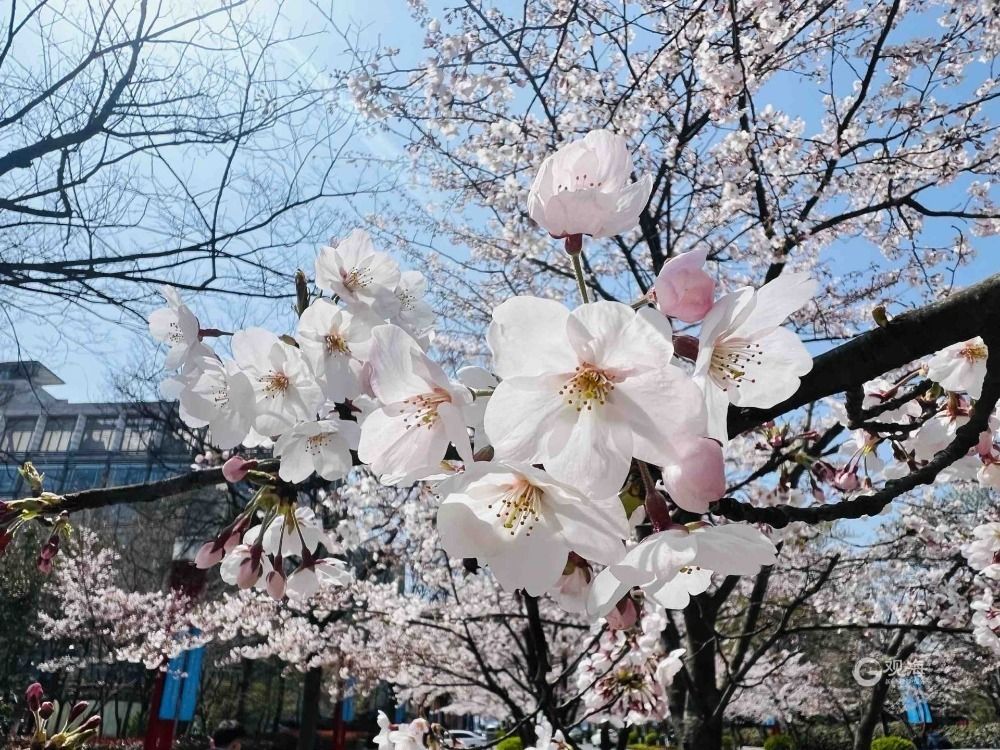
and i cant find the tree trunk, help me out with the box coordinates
[273,673,286,734]
[682,597,723,750]
[236,659,253,724]
[298,667,323,750]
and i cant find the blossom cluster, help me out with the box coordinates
[574,606,685,726]
[149,128,821,620]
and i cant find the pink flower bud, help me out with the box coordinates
[652,247,715,323]
[222,456,256,483]
[811,460,836,483]
[26,682,43,711]
[195,541,224,569]
[660,437,726,513]
[68,701,89,723]
[606,595,639,630]
[36,556,53,575]
[38,702,53,720]
[237,547,264,589]
[79,714,102,732]
[834,468,860,491]
[266,569,286,601]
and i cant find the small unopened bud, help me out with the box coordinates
[79,715,102,732]
[872,305,890,327]
[26,682,43,711]
[68,701,89,723]
[222,455,257,483]
[39,702,54,720]
[833,468,860,491]
[266,568,286,601]
[39,538,59,561]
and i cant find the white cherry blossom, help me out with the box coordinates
[484,296,709,498]
[927,337,989,398]
[387,269,435,338]
[296,299,374,402]
[527,129,653,238]
[231,327,324,436]
[148,287,213,370]
[436,461,627,596]
[315,229,401,311]
[358,324,473,483]
[175,356,256,450]
[261,506,326,558]
[274,419,360,484]
[587,524,777,617]
[694,271,816,442]
[286,556,353,599]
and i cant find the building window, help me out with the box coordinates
[0,464,19,498]
[109,464,149,486]
[120,416,156,452]
[0,417,36,453]
[39,417,77,452]
[80,416,117,452]
[64,464,107,492]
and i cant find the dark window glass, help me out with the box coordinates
[1,418,36,453]
[80,416,117,452]
[64,464,106,492]
[0,464,19,498]
[109,464,148,486]
[39,417,76,452]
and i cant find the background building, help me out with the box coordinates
[0,360,190,502]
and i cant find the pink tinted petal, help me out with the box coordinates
[653,248,715,323]
[659,437,726,513]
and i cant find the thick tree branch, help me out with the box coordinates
[714,323,1000,527]
[728,272,1000,436]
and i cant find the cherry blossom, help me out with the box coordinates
[232,327,324,436]
[274,419,360,483]
[261,506,326,558]
[286,556,353,599]
[174,356,256,450]
[484,296,709,498]
[220,543,272,590]
[527,129,653,239]
[389,269,435,338]
[694,271,817,441]
[587,523,777,617]
[296,299,374,401]
[358,324,473,483]
[964,522,1000,579]
[436,461,627,595]
[927,336,989,398]
[315,228,401,311]
[148,287,213,370]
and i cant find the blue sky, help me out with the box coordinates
[4,0,997,404]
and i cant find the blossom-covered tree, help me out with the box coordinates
[3,3,1000,750]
